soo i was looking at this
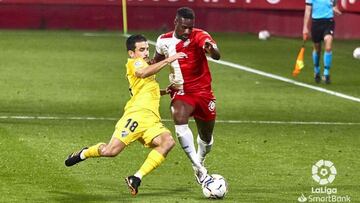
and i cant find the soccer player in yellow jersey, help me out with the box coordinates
[65,34,186,196]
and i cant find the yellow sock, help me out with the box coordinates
[138,150,165,178]
[83,142,105,158]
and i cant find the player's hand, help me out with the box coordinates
[148,58,156,65]
[165,83,175,94]
[302,25,309,41]
[333,6,342,16]
[173,52,187,59]
[303,33,309,41]
[204,40,215,51]
[166,52,187,64]
[204,39,221,60]
[160,83,175,95]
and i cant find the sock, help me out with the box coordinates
[312,51,320,74]
[81,142,105,159]
[324,51,332,76]
[197,136,213,165]
[134,172,143,179]
[175,124,202,169]
[136,150,165,178]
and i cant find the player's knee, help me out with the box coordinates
[324,35,333,41]
[171,107,190,125]
[163,134,176,151]
[172,114,188,125]
[325,47,332,52]
[168,136,176,149]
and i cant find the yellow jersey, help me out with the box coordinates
[124,58,161,118]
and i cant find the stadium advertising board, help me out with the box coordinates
[2,0,360,12]
[126,0,360,12]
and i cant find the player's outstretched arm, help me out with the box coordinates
[135,52,186,78]
[153,52,166,63]
[204,40,221,60]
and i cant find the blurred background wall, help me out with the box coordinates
[0,0,359,39]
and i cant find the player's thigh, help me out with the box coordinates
[323,19,335,38]
[113,110,148,146]
[150,130,174,156]
[142,122,171,148]
[311,20,325,43]
[193,93,216,122]
[323,20,335,51]
[171,95,195,124]
[151,130,173,147]
[193,93,216,140]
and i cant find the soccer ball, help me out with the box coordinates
[353,47,360,59]
[202,174,228,199]
[258,30,270,40]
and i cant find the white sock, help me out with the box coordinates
[175,124,202,168]
[134,172,143,179]
[197,135,213,165]
[80,150,86,160]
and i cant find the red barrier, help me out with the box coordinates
[341,0,360,12]
[0,0,119,5]
[0,0,359,38]
[126,0,360,11]
[3,0,360,11]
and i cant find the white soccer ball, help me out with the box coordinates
[258,30,270,40]
[353,47,360,59]
[202,174,228,199]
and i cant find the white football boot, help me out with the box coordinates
[193,165,212,185]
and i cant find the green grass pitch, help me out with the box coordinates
[0,30,359,202]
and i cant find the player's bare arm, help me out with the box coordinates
[333,2,342,16]
[333,6,342,16]
[153,52,166,63]
[135,52,186,78]
[204,40,221,60]
[303,4,312,40]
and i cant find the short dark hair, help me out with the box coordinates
[126,34,147,51]
[176,7,195,19]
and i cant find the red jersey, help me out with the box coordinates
[155,28,217,93]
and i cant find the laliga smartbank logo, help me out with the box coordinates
[312,160,337,185]
[297,160,351,203]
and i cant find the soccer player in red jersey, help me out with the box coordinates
[154,7,221,184]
